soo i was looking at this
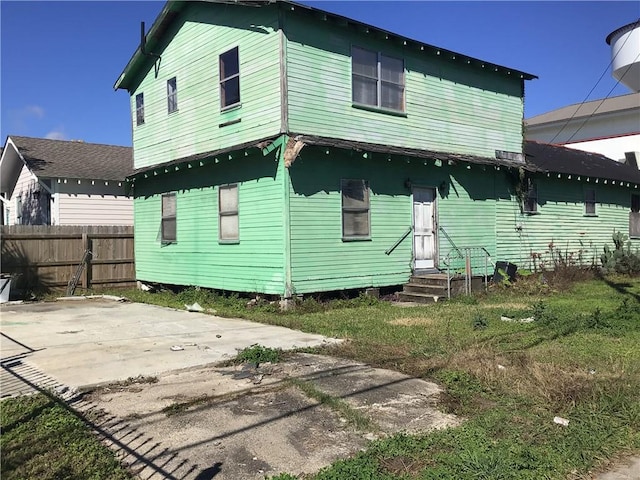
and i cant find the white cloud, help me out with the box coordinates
[45,128,66,140]
[23,105,45,119]
[8,105,46,133]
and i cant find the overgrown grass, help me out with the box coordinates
[0,394,131,480]
[101,277,640,478]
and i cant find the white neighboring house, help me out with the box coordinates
[525,20,640,167]
[0,136,133,225]
[524,92,640,164]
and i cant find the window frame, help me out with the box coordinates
[341,178,371,241]
[351,46,405,113]
[219,47,240,110]
[135,92,145,126]
[167,77,178,114]
[218,183,239,243]
[161,193,176,244]
[522,179,538,214]
[584,188,597,216]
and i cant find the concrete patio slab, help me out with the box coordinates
[0,298,338,391]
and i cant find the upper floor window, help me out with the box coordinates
[341,179,370,240]
[167,77,178,114]
[220,47,240,109]
[135,93,145,125]
[352,46,405,112]
[584,188,596,216]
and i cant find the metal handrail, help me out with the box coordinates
[385,226,412,255]
[442,246,492,299]
[438,226,464,264]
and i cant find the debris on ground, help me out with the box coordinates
[500,315,535,323]
[184,302,205,312]
[170,345,184,351]
[553,416,570,427]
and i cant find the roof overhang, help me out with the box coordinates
[0,138,30,197]
[114,0,536,91]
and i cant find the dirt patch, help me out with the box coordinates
[84,354,458,479]
[388,316,439,326]
[480,302,531,310]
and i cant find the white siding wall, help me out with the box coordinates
[56,181,133,226]
[6,165,45,225]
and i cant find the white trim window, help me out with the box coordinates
[167,77,178,114]
[135,93,145,125]
[341,179,370,239]
[161,193,176,243]
[584,188,596,216]
[219,47,240,109]
[219,184,239,242]
[352,46,405,112]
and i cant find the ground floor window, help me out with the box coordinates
[522,180,537,214]
[585,188,596,216]
[631,194,640,238]
[341,179,370,239]
[219,184,239,242]
[161,193,176,243]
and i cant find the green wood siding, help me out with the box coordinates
[133,150,286,294]
[286,147,498,293]
[284,13,524,159]
[496,178,640,269]
[130,3,282,170]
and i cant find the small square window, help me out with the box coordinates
[219,184,239,241]
[522,180,537,214]
[341,179,370,239]
[161,193,176,243]
[220,47,240,109]
[135,93,145,126]
[167,77,178,114]
[585,188,596,216]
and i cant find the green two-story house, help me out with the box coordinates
[115,0,639,299]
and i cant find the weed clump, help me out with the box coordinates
[236,344,282,365]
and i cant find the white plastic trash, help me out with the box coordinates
[0,275,12,303]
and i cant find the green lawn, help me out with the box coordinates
[0,393,131,480]
[3,276,639,479]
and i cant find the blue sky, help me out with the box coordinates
[1,1,638,146]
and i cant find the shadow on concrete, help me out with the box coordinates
[1,340,210,479]
[1,340,442,479]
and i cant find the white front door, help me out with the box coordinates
[413,187,437,270]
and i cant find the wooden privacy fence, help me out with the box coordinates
[1,225,135,291]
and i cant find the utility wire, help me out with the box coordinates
[563,50,640,145]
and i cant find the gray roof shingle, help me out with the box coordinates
[525,140,640,184]
[10,136,133,181]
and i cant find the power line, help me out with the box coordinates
[564,50,640,144]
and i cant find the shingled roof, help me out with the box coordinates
[524,141,640,185]
[8,136,133,181]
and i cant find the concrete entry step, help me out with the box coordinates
[398,273,487,303]
[396,292,441,304]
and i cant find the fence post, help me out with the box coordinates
[82,233,91,289]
